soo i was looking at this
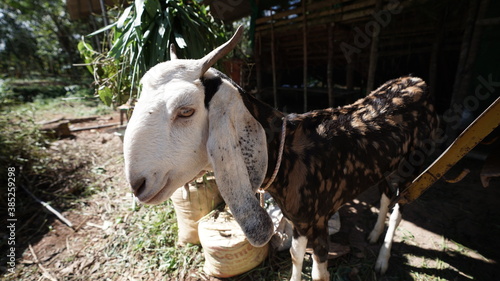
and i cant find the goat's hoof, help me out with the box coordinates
[374,258,389,274]
[312,275,330,281]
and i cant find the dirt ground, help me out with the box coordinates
[2,112,499,281]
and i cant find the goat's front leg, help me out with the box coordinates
[375,202,402,274]
[290,233,307,281]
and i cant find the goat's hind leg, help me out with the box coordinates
[375,201,402,274]
[311,253,329,281]
[368,193,391,243]
[311,233,330,281]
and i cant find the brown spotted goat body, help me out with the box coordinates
[123,27,438,281]
[240,75,438,280]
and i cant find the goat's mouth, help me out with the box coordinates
[136,177,174,205]
[134,170,208,205]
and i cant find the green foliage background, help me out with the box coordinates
[0,0,94,78]
[80,0,228,106]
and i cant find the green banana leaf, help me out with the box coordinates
[80,0,227,107]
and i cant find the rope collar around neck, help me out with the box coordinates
[258,116,287,207]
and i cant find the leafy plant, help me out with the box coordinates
[80,0,227,106]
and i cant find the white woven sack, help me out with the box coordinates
[199,210,268,278]
[171,179,222,245]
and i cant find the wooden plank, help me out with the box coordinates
[255,0,345,25]
[256,0,372,27]
[256,8,299,24]
[256,0,375,32]
[70,122,121,132]
[38,116,66,125]
[38,116,100,125]
[256,0,425,34]
[366,0,383,95]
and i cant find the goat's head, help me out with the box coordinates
[123,26,273,247]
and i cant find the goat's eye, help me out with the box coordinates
[178,107,195,118]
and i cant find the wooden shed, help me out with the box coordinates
[212,0,499,117]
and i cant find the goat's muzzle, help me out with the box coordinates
[131,177,147,197]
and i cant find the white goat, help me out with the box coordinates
[124,26,438,280]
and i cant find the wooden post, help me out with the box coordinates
[450,0,481,107]
[302,0,308,112]
[448,0,490,141]
[327,23,335,107]
[456,0,491,101]
[271,13,278,108]
[429,11,446,98]
[346,63,354,91]
[255,33,262,100]
[366,0,383,95]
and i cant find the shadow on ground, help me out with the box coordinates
[338,150,500,281]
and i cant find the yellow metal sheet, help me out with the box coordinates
[398,96,500,204]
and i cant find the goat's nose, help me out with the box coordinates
[130,178,147,197]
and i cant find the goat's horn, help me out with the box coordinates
[200,25,244,75]
[169,44,178,60]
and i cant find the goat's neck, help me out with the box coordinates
[240,92,285,184]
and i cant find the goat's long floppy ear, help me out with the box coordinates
[199,25,244,76]
[206,87,274,247]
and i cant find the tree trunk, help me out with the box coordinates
[327,23,335,107]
